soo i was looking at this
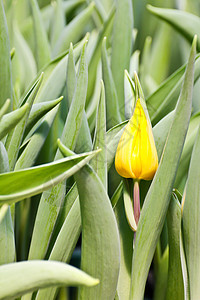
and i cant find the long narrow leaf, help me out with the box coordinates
[129,36,196,300]
[0,150,99,204]
[0,0,12,110]
[0,260,99,300]
[182,125,200,299]
[111,0,133,118]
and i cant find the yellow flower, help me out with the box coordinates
[115,98,158,180]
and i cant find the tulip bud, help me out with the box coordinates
[115,98,158,180]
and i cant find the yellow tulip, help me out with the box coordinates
[115,98,158,180]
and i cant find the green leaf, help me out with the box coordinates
[52,2,95,57]
[56,139,119,299]
[12,25,37,96]
[124,70,135,120]
[57,142,120,300]
[174,112,200,191]
[149,23,172,85]
[153,247,169,300]
[36,197,81,300]
[0,103,29,140]
[129,36,196,300]
[111,0,133,118]
[0,142,9,173]
[166,194,184,300]
[0,142,15,265]
[146,54,200,125]
[49,0,66,47]
[147,5,200,51]
[0,260,99,300]
[86,8,115,106]
[114,190,134,300]
[25,96,63,136]
[5,73,43,171]
[123,179,137,231]
[31,0,51,70]
[28,41,88,261]
[91,81,107,189]
[0,150,99,204]
[182,125,200,299]
[66,43,77,106]
[21,0,85,49]
[76,165,120,300]
[102,37,122,128]
[33,34,87,104]
[0,0,12,110]
[140,36,152,96]
[15,105,60,170]
[0,99,11,121]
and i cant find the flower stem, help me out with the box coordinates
[133,180,140,225]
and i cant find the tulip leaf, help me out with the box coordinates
[153,247,169,300]
[0,99,11,121]
[15,105,60,170]
[31,0,51,70]
[0,260,99,300]
[182,125,200,299]
[123,179,137,231]
[25,96,63,135]
[86,8,115,105]
[28,41,88,261]
[67,43,77,106]
[12,25,37,96]
[129,36,196,300]
[174,112,200,192]
[124,70,135,120]
[114,190,134,300]
[36,198,81,300]
[5,73,43,171]
[91,80,107,188]
[146,54,200,125]
[166,194,184,300]
[147,5,200,51]
[0,103,29,141]
[0,150,99,204]
[0,0,12,110]
[102,37,122,128]
[0,142,15,265]
[52,2,95,57]
[75,164,120,300]
[57,141,120,300]
[111,0,133,118]
[32,34,87,104]
[49,0,66,47]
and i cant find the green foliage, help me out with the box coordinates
[1,1,200,299]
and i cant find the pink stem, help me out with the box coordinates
[133,180,140,225]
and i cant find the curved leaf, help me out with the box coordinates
[147,5,200,51]
[0,260,99,300]
[0,150,99,204]
[129,36,196,300]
